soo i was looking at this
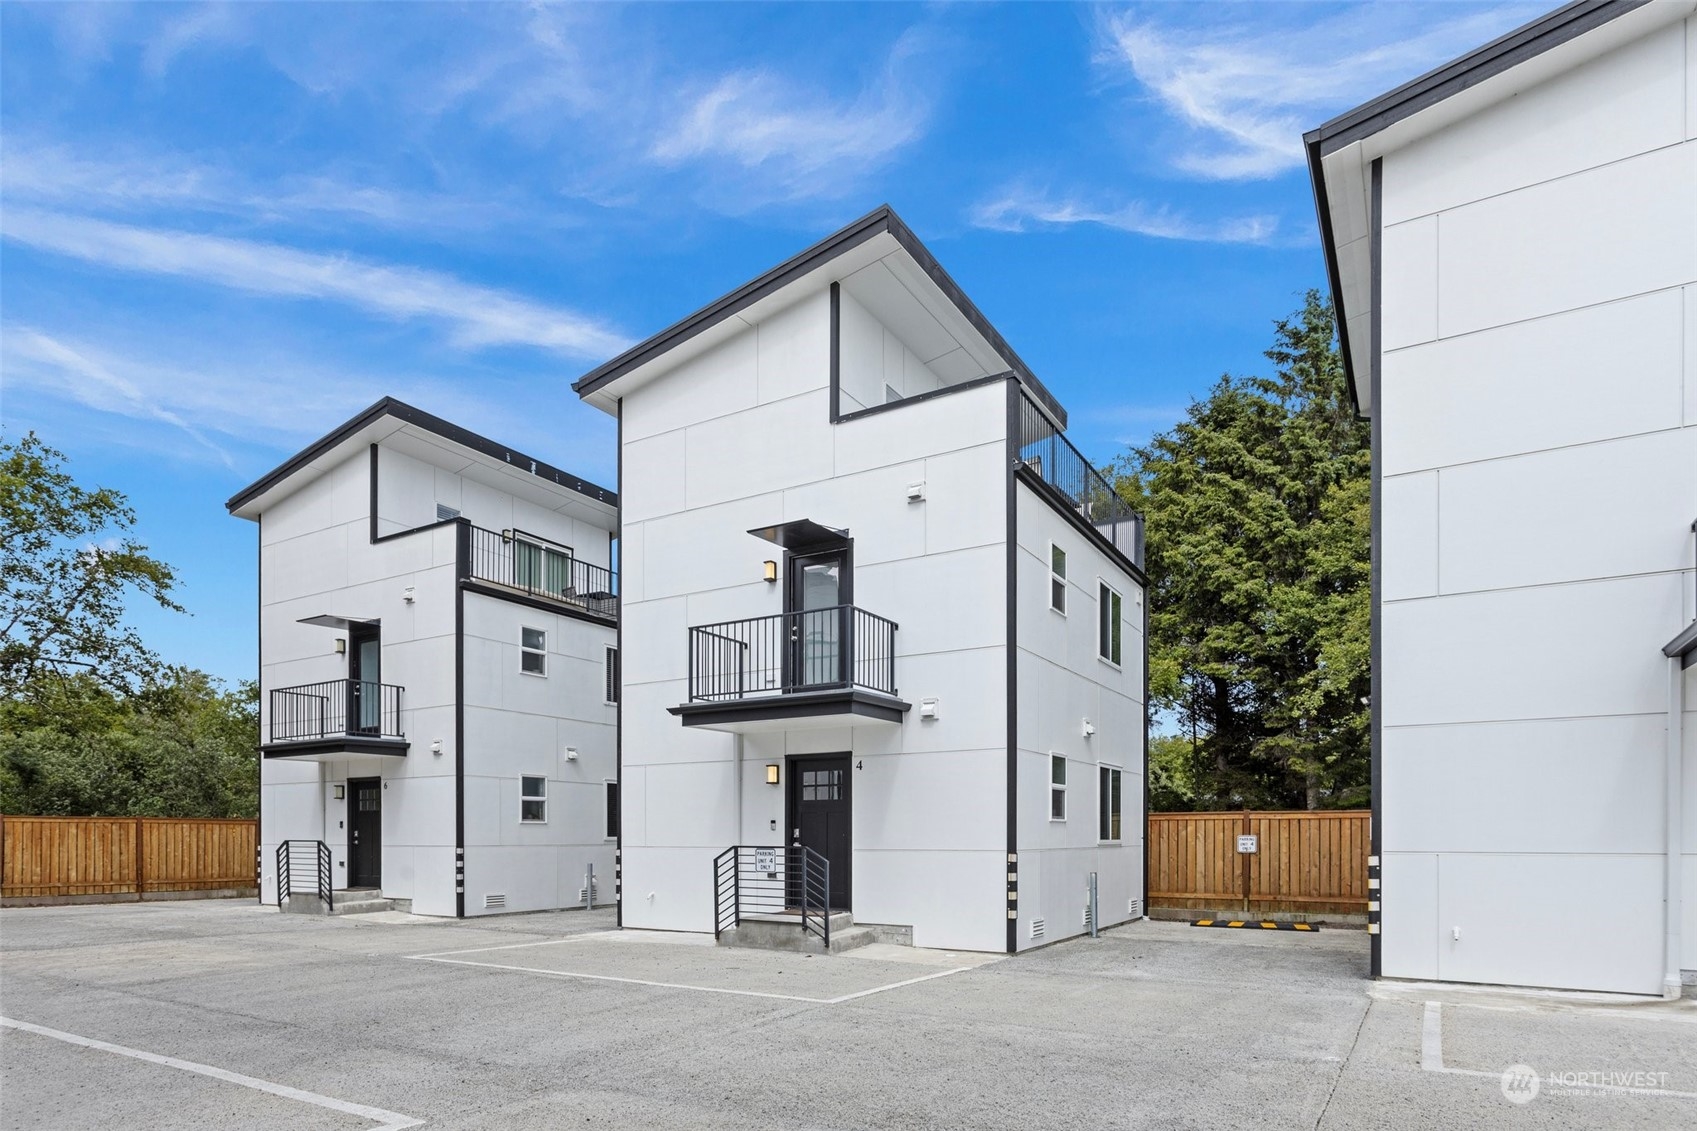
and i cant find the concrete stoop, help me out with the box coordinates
[284,891,409,916]
[718,911,875,954]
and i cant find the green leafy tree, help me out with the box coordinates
[1,433,183,698]
[1118,291,1370,810]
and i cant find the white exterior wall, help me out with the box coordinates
[1015,489,1146,948]
[837,288,946,412]
[620,288,1018,951]
[257,435,616,917]
[462,592,616,915]
[1375,17,1697,994]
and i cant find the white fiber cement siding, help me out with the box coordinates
[257,438,616,917]
[1015,488,1146,948]
[461,593,616,916]
[1375,17,1697,993]
[619,289,1017,951]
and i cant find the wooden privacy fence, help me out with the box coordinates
[1148,810,1370,915]
[0,816,258,902]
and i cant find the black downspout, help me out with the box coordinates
[1005,378,1020,954]
[1368,157,1384,978]
[455,519,468,919]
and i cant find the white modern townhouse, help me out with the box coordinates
[228,399,621,918]
[1309,0,1697,996]
[573,205,1148,953]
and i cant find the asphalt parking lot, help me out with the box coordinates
[1,900,1693,1129]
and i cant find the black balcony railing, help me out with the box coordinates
[688,605,897,702]
[268,680,403,743]
[467,525,617,620]
[1016,391,1145,568]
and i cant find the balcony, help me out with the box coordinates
[1016,391,1144,568]
[466,524,617,622]
[262,679,408,759]
[669,605,909,732]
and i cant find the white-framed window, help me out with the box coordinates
[604,781,619,839]
[604,645,619,704]
[1097,581,1123,666]
[1099,765,1123,842]
[521,627,547,675]
[1049,543,1067,614]
[520,775,547,823]
[1049,753,1067,821]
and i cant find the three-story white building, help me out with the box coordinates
[574,206,1148,952]
[228,399,621,917]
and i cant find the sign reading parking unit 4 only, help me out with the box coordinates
[755,847,777,874]
[1236,834,1259,854]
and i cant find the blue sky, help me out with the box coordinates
[0,1,1545,686]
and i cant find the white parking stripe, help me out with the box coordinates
[1418,1001,1697,1100]
[0,1017,424,1130]
[406,951,980,1005]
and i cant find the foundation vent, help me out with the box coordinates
[1082,904,1094,930]
[1128,898,1141,917]
[1030,917,1046,940]
[578,880,598,903]
[483,893,506,910]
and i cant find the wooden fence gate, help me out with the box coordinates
[1147,809,1369,915]
[0,816,258,903]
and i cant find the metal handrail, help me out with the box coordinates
[268,680,403,743]
[712,845,832,947]
[1016,389,1145,568]
[687,605,897,702]
[276,840,333,912]
[466,524,618,621]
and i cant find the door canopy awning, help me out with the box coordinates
[297,615,379,630]
[747,520,849,554]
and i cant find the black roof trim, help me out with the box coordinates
[1306,0,1648,411]
[572,204,1067,428]
[226,397,617,513]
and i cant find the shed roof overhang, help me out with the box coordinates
[1665,621,1697,669]
[748,519,850,554]
[570,204,1067,428]
[1304,0,1693,416]
[226,397,617,525]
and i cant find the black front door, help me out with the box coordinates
[348,777,381,889]
[789,755,850,910]
[348,624,381,735]
[786,549,848,689]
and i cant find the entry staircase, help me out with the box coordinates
[712,845,874,954]
[275,840,405,916]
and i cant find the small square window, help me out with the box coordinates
[1049,753,1066,821]
[520,775,547,823]
[521,627,547,675]
[1049,544,1067,615]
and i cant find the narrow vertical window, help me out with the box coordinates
[521,627,547,675]
[604,781,620,839]
[1097,582,1122,665]
[1049,544,1067,614]
[520,776,547,823]
[1050,754,1067,820]
[604,645,619,704]
[1099,766,1122,842]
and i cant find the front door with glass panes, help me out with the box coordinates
[348,624,380,734]
[786,548,848,690]
[788,754,851,910]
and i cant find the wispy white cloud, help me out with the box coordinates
[1,209,632,360]
[650,28,936,206]
[2,327,237,467]
[1097,3,1547,180]
[970,186,1278,245]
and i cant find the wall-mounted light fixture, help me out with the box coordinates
[766,763,781,785]
[762,560,778,584]
[334,638,347,656]
[333,784,345,801]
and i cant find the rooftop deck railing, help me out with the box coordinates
[1016,391,1145,568]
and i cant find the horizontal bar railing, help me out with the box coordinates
[268,680,403,743]
[276,840,333,912]
[712,845,831,947]
[466,524,618,620]
[1016,390,1145,568]
[687,605,897,702]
